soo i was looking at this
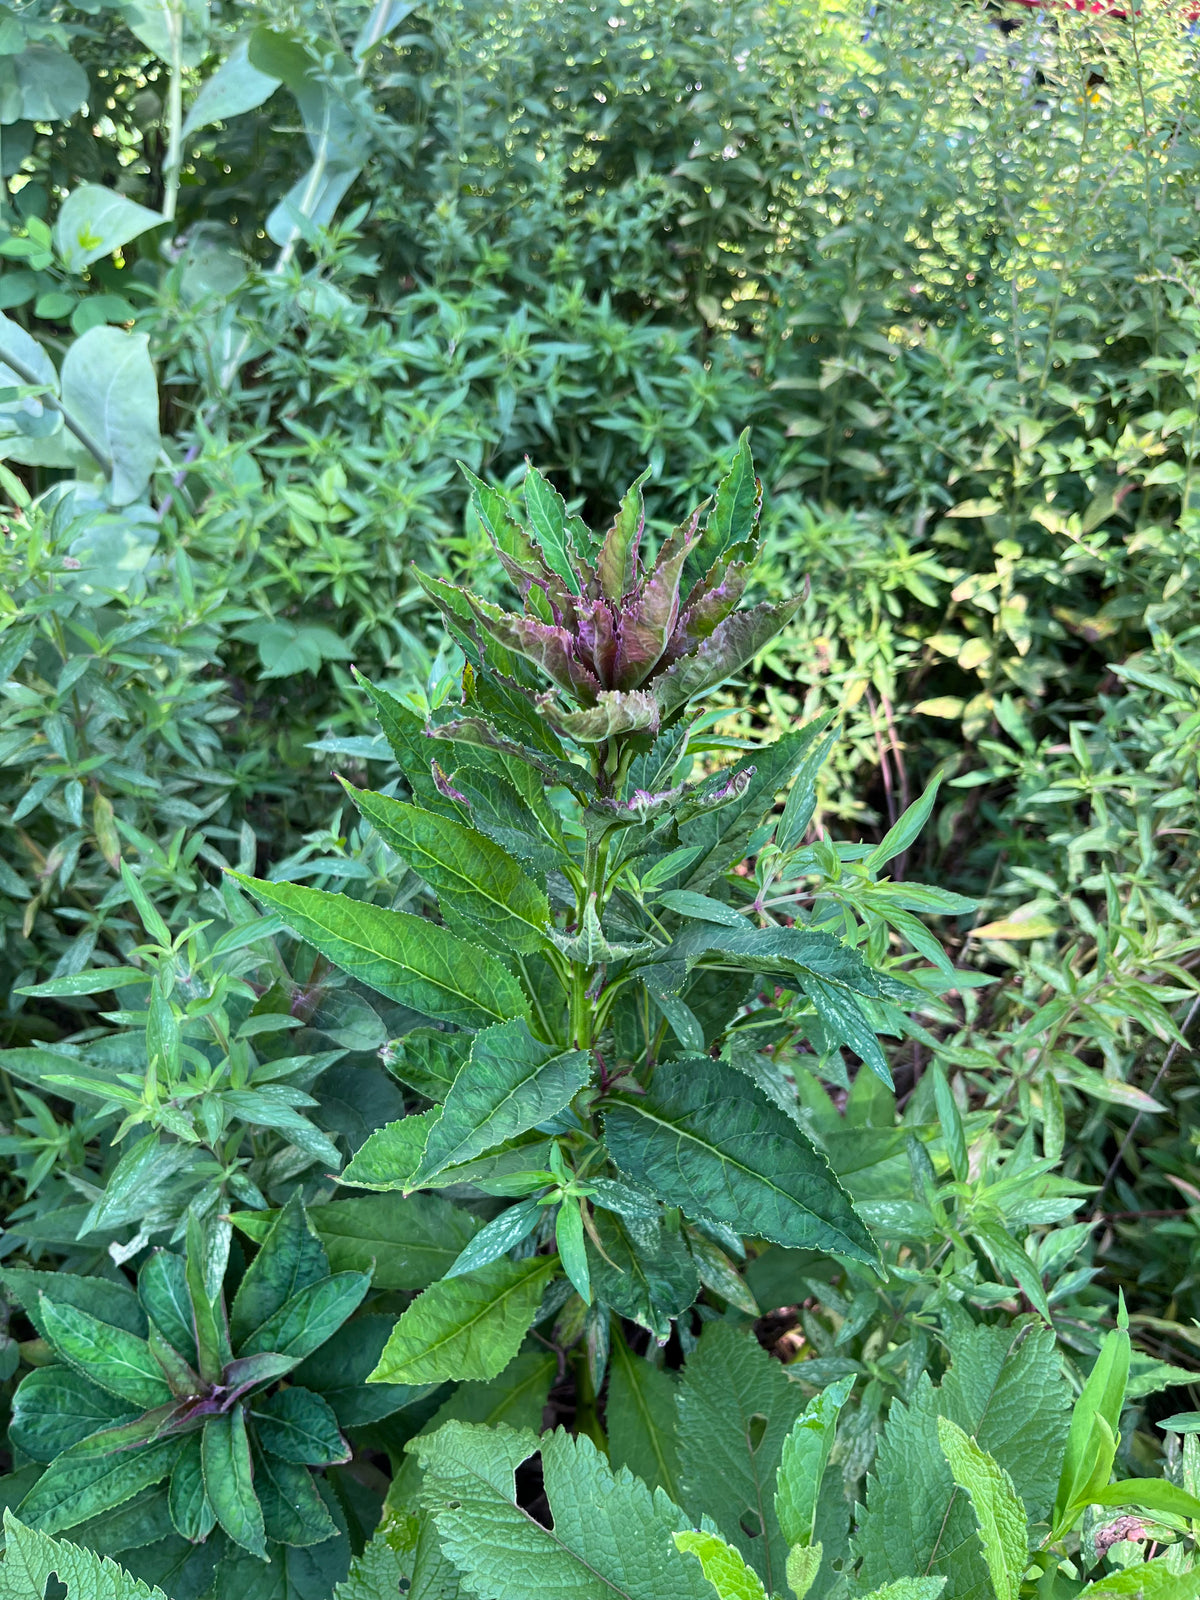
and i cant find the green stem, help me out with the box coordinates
[0,343,113,475]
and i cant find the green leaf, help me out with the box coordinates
[251,1441,337,1547]
[604,1057,877,1262]
[587,1210,698,1343]
[415,1422,716,1600]
[185,1214,229,1386]
[856,1322,1070,1600]
[931,1066,968,1183]
[865,778,942,871]
[1076,1557,1200,1597]
[232,876,527,1030]
[1090,1479,1200,1520]
[0,1509,171,1598]
[686,431,760,590]
[252,1387,348,1465]
[229,1194,329,1350]
[54,186,163,274]
[235,1193,482,1291]
[937,1417,1028,1600]
[168,1434,214,1544]
[15,1436,180,1537]
[523,465,582,596]
[138,1250,198,1367]
[860,1585,946,1600]
[382,1029,468,1100]
[1055,1321,1130,1528]
[237,1272,371,1362]
[598,468,650,602]
[60,326,161,507]
[369,1255,559,1384]
[340,1108,441,1191]
[353,672,465,818]
[674,1530,769,1600]
[293,1314,437,1428]
[408,1019,591,1188]
[971,1221,1052,1323]
[677,1323,810,1595]
[181,39,280,137]
[775,1373,856,1549]
[343,784,550,954]
[606,1327,681,1502]
[786,1544,824,1600]
[9,1367,137,1462]
[2,1267,147,1338]
[555,1201,591,1304]
[445,1198,542,1279]
[37,1296,172,1410]
[202,1408,266,1560]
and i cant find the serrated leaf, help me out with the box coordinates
[408,1019,591,1189]
[137,1251,198,1367]
[369,1255,559,1384]
[415,1422,715,1600]
[856,1322,1070,1600]
[523,465,582,596]
[253,1387,348,1465]
[237,1272,371,1362]
[598,469,649,601]
[230,1194,329,1350]
[232,875,526,1030]
[937,1417,1028,1600]
[383,1028,469,1100]
[674,1530,769,1600]
[604,1057,876,1261]
[786,1544,823,1600]
[341,1107,441,1191]
[587,1209,698,1342]
[677,1323,810,1594]
[445,1198,542,1279]
[9,1367,137,1462]
[343,784,550,954]
[15,1436,181,1538]
[251,1440,337,1547]
[202,1408,266,1560]
[168,1433,214,1544]
[0,1509,171,1598]
[654,600,800,719]
[775,1374,855,1549]
[37,1296,172,1410]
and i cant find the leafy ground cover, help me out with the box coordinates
[3,0,1200,1595]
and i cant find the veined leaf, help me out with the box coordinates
[598,468,649,601]
[202,1408,266,1560]
[138,1251,198,1366]
[416,1422,715,1600]
[865,778,942,871]
[37,1296,172,1410]
[938,1418,1028,1600]
[408,1018,591,1189]
[586,1209,698,1342]
[251,1440,337,1547]
[237,1272,371,1361]
[343,784,550,954]
[524,465,582,596]
[775,1373,856,1549]
[353,671,466,819]
[16,1435,181,1537]
[168,1434,214,1544]
[786,1545,824,1600]
[9,1367,137,1462]
[606,1328,681,1502]
[604,1057,877,1262]
[253,1387,348,1466]
[341,1108,440,1191]
[369,1255,559,1384]
[1,1509,171,1598]
[229,1193,329,1349]
[232,875,527,1029]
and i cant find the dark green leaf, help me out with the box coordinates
[9,1367,137,1462]
[237,1273,371,1362]
[168,1435,214,1544]
[37,1296,172,1410]
[254,1387,348,1466]
[230,1195,330,1350]
[138,1252,198,1367]
[16,1436,181,1538]
[251,1441,337,1547]
[202,1408,266,1560]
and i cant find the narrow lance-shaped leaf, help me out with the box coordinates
[937,1418,1028,1600]
[604,1058,878,1263]
[202,1407,267,1560]
[37,1296,172,1410]
[775,1373,856,1549]
[232,874,527,1030]
[524,464,582,596]
[407,1018,591,1190]
[342,782,551,954]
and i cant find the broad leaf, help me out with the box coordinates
[674,1530,769,1600]
[606,1329,681,1501]
[251,1441,337,1548]
[9,1367,137,1462]
[237,1272,371,1362]
[416,1422,715,1600]
[0,1509,170,1598]
[16,1436,180,1537]
[229,1194,329,1350]
[233,875,527,1029]
[604,1057,877,1261]
[252,1387,348,1466]
[369,1255,559,1384]
[37,1296,172,1410]
[587,1210,698,1343]
[202,1408,266,1560]
[181,39,280,137]
[344,784,550,954]
[60,327,161,506]
[54,187,163,274]
[408,1018,591,1189]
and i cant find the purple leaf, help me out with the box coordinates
[653,598,802,717]
[612,512,700,689]
[575,597,618,687]
[462,594,602,704]
[664,559,749,664]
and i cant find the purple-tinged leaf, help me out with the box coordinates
[428,718,597,795]
[576,597,618,686]
[666,560,749,663]
[413,570,523,678]
[431,760,468,805]
[684,429,761,591]
[543,689,660,744]
[524,462,583,597]
[597,467,650,602]
[654,599,801,718]
[463,597,602,704]
[613,514,699,689]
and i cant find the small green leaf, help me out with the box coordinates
[369,1255,559,1384]
[674,1530,769,1600]
[229,1193,329,1349]
[168,1434,215,1544]
[937,1417,1028,1600]
[523,464,582,595]
[775,1374,856,1549]
[233,875,527,1030]
[252,1386,348,1465]
[138,1251,198,1367]
[931,1066,968,1183]
[865,778,942,871]
[237,1272,371,1361]
[555,1201,591,1304]
[408,1019,591,1189]
[786,1544,824,1600]
[202,1408,267,1560]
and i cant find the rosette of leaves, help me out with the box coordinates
[3,1197,376,1574]
[237,439,952,1392]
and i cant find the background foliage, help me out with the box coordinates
[4,0,1200,1594]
